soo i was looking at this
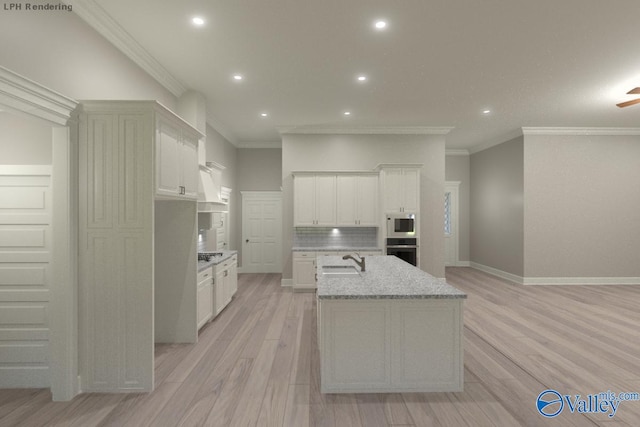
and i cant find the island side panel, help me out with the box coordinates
[390,299,463,392]
[318,298,463,393]
[320,299,392,393]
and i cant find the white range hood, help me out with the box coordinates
[198,162,228,212]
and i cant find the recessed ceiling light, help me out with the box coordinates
[483,109,491,114]
[233,74,243,81]
[357,75,367,82]
[343,111,351,116]
[374,20,387,30]
[260,112,268,117]
[191,16,205,27]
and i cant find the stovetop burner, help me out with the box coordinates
[198,252,224,262]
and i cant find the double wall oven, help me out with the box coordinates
[385,213,418,266]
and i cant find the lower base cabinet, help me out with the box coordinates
[317,297,463,393]
[197,267,214,330]
[213,254,238,317]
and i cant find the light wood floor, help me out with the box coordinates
[1,268,639,426]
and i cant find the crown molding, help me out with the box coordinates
[0,66,78,126]
[521,127,640,136]
[67,0,187,97]
[277,125,454,135]
[445,149,469,156]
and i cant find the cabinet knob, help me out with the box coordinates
[246,239,249,243]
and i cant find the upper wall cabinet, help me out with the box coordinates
[156,117,200,200]
[336,174,379,226]
[294,174,336,226]
[380,167,421,213]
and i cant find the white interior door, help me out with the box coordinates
[444,181,460,267]
[242,192,282,273]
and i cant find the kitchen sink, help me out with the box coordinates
[321,265,360,278]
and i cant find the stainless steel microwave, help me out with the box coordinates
[386,213,417,238]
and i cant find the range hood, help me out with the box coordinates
[198,162,228,212]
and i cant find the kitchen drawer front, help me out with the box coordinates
[218,255,237,270]
[198,267,214,283]
[293,251,317,259]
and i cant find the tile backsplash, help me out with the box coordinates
[294,227,378,248]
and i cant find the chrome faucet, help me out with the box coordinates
[342,253,366,272]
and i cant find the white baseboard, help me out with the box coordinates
[470,262,640,285]
[470,262,524,284]
[445,261,471,267]
[281,278,293,288]
[522,276,640,285]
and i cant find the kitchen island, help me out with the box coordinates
[316,255,466,393]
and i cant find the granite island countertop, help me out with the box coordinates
[292,246,383,252]
[316,255,467,300]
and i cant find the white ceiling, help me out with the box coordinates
[78,0,640,149]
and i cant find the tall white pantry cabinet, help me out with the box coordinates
[78,101,202,392]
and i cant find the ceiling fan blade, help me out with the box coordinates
[627,87,640,95]
[616,98,640,108]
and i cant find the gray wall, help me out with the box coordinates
[205,124,239,253]
[282,133,446,279]
[524,134,640,278]
[0,10,176,109]
[470,137,524,276]
[237,148,282,191]
[0,113,52,165]
[445,154,470,263]
[235,148,282,266]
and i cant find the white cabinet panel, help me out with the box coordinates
[336,175,357,226]
[294,175,318,226]
[336,174,379,226]
[326,302,390,387]
[197,267,214,330]
[319,298,463,393]
[0,168,51,388]
[212,255,238,318]
[156,120,180,198]
[296,173,376,227]
[79,101,201,393]
[155,117,199,200]
[180,136,199,198]
[293,251,317,291]
[381,167,420,213]
[315,175,336,226]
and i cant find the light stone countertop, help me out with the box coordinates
[197,250,238,272]
[316,255,467,300]
[292,247,383,252]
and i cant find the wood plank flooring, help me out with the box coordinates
[1,268,640,426]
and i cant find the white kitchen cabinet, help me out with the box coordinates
[78,101,203,393]
[293,174,336,226]
[318,298,463,393]
[156,117,200,200]
[213,254,238,317]
[197,267,214,329]
[293,251,317,292]
[336,174,379,226]
[381,167,420,213]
